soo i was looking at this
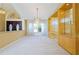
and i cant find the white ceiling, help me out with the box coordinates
[11,3,63,20]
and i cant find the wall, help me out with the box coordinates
[0,12,5,31]
[0,4,26,48]
[24,20,27,35]
[0,31,25,48]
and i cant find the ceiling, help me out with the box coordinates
[11,3,63,20]
[0,3,17,13]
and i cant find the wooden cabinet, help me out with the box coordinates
[48,3,79,54]
[58,3,77,54]
[48,12,59,39]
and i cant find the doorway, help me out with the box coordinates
[29,23,45,35]
[33,23,44,35]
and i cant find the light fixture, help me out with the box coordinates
[61,12,64,15]
[66,3,69,6]
[0,8,6,14]
[34,8,40,24]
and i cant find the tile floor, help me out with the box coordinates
[0,35,69,55]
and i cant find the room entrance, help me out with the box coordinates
[29,23,45,35]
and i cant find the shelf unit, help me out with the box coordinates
[48,12,58,39]
[48,3,79,54]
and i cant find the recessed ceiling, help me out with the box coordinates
[12,3,63,20]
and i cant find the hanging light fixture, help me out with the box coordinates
[34,8,40,24]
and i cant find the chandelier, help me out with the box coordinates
[34,8,40,24]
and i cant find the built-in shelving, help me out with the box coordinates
[48,3,79,55]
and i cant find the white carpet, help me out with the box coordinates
[0,35,69,55]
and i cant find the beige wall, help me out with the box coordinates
[0,4,27,48]
[0,31,25,48]
[0,13,6,31]
[24,20,27,35]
